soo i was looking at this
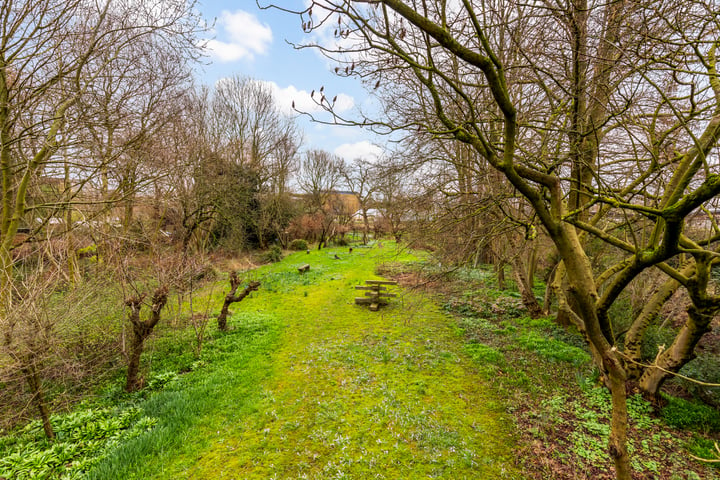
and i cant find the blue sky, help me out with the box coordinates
[196,1,384,161]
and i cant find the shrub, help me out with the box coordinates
[661,395,720,432]
[289,239,308,251]
[263,245,283,263]
[677,353,720,407]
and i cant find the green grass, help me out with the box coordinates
[86,311,281,479]
[82,244,522,479]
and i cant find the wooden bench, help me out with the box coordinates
[298,264,310,274]
[355,280,398,311]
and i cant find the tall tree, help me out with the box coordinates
[298,149,343,249]
[272,1,720,477]
[208,76,301,249]
[0,0,202,305]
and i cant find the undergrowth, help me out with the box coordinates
[0,407,156,479]
[401,261,720,480]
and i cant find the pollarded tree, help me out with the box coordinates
[124,285,168,392]
[270,1,720,477]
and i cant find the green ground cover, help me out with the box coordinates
[3,244,718,479]
[90,244,521,479]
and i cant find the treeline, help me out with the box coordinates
[282,0,720,476]
[0,0,428,438]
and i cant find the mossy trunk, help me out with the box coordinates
[607,361,631,480]
[624,270,684,379]
[556,224,632,480]
[638,304,713,397]
[125,333,146,392]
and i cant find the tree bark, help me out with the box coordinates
[607,358,631,480]
[638,304,713,397]
[512,259,544,318]
[495,260,506,291]
[125,286,168,392]
[217,271,260,331]
[23,362,54,440]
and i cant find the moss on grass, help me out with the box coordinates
[138,245,521,479]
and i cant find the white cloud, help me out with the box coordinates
[334,141,383,162]
[206,10,272,62]
[264,81,354,116]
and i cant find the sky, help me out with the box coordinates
[195,0,385,162]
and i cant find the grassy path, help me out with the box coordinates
[148,246,520,479]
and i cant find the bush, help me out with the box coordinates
[678,353,720,407]
[661,395,720,432]
[289,239,308,251]
[263,245,283,263]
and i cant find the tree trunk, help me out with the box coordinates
[526,243,537,291]
[496,260,506,291]
[217,271,260,331]
[64,162,80,287]
[124,286,168,392]
[362,210,369,244]
[624,269,685,379]
[638,304,713,397]
[123,197,134,232]
[23,362,54,440]
[125,334,145,392]
[318,228,326,250]
[607,359,631,480]
[0,247,13,310]
[513,265,544,319]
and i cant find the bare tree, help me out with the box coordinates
[270,1,720,477]
[373,161,412,243]
[298,149,343,248]
[341,157,379,244]
[0,0,202,306]
[209,76,302,249]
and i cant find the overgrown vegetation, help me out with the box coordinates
[0,407,157,480]
[1,245,522,479]
[379,260,720,479]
